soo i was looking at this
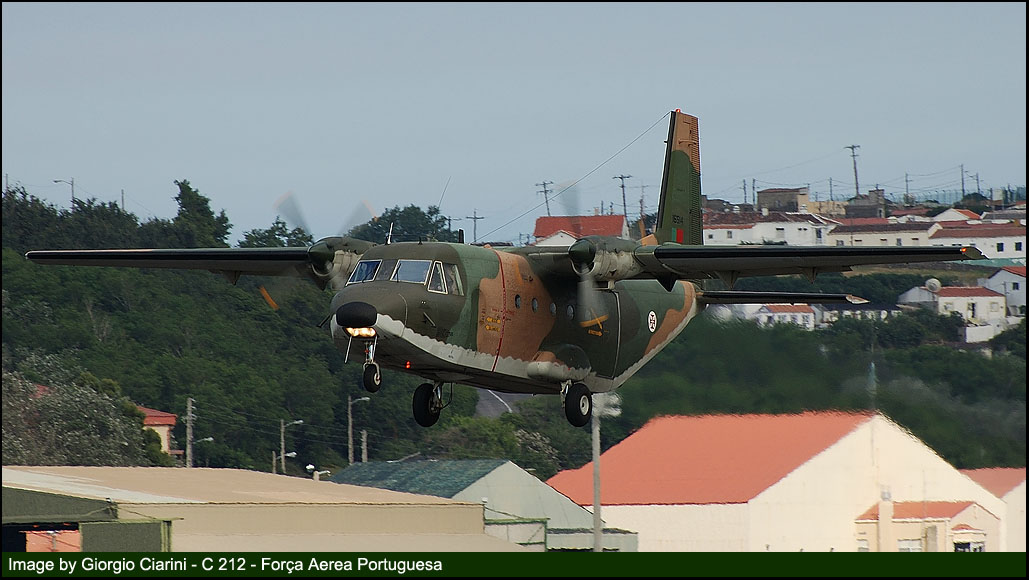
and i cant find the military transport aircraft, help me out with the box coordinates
[26,111,984,428]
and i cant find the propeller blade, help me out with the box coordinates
[273,191,311,235]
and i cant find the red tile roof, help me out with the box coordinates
[952,209,981,219]
[856,501,974,521]
[959,467,1026,497]
[951,523,981,532]
[930,226,1026,238]
[138,406,177,427]
[936,287,1003,298]
[534,215,626,238]
[1000,266,1027,278]
[762,304,814,314]
[547,411,873,506]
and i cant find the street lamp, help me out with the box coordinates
[280,419,303,473]
[348,395,370,464]
[307,464,331,482]
[53,178,74,204]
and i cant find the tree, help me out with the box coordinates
[347,205,458,243]
[171,180,232,248]
[238,218,313,248]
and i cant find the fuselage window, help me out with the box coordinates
[531,298,539,312]
[514,294,522,309]
[427,261,446,294]
[347,260,380,285]
[443,263,463,296]
[391,260,432,284]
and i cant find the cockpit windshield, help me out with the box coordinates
[391,260,432,284]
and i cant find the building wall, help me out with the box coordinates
[1004,481,1026,552]
[935,294,1007,323]
[828,228,936,248]
[980,271,1026,315]
[600,503,748,552]
[932,234,1026,261]
[856,504,1000,552]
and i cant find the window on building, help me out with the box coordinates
[708,233,714,239]
[1016,241,1023,252]
[896,238,903,246]
[1013,282,1021,291]
[997,242,1005,253]
[727,231,733,239]
[836,240,845,247]
[953,541,985,552]
[897,539,923,552]
[856,539,870,552]
[990,302,999,312]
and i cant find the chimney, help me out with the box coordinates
[877,487,894,552]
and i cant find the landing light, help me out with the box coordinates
[345,327,376,338]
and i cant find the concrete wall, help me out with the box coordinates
[1004,481,1026,552]
[600,503,748,552]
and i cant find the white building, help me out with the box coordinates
[977,266,1026,316]
[960,468,1026,552]
[702,211,837,246]
[898,286,1006,325]
[932,208,981,222]
[753,304,816,330]
[548,412,1011,552]
[815,303,903,325]
[929,223,1026,262]
[827,222,940,248]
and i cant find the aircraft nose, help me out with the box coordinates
[335,302,377,328]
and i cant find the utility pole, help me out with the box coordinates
[185,397,195,468]
[974,173,981,196]
[121,189,125,211]
[347,395,370,464]
[280,419,303,473]
[53,178,75,205]
[905,173,910,205]
[742,179,747,205]
[845,145,860,199]
[592,393,621,552]
[960,164,966,196]
[612,174,632,218]
[361,430,368,463]
[536,181,554,216]
[466,209,484,243]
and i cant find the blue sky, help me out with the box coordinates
[3,2,1025,245]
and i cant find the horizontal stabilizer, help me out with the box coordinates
[697,291,868,305]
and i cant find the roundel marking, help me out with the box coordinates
[647,310,658,333]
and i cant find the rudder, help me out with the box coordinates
[654,110,702,245]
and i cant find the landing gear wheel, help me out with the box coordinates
[564,382,592,427]
[412,383,441,427]
[362,364,382,393]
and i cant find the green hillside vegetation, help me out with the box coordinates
[2,184,1024,478]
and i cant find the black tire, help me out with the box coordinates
[412,383,440,427]
[564,382,592,427]
[362,364,382,393]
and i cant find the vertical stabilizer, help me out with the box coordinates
[655,111,702,245]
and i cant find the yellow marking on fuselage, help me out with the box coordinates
[578,314,610,329]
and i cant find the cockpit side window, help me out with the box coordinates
[347,260,380,285]
[391,260,432,284]
[427,261,446,294]
[443,263,463,296]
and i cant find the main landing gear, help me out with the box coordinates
[413,382,449,427]
[562,381,593,427]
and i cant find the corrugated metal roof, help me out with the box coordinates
[331,459,507,498]
[547,411,872,506]
[959,467,1026,498]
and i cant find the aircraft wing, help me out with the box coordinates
[632,244,985,288]
[24,236,375,288]
[24,247,313,276]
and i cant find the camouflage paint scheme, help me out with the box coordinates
[25,110,984,424]
[329,241,699,395]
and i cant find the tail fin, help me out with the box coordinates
[654,110,703,245]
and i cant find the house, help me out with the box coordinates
[753,304,816,330]
[827,221,940,248]
[137,406,177,455]
[702,210,837,246]
[929,221,1026,262]
[977,266,1026,316]
[533,215,628,246]
[898,286,1006,325]
[815,303,903,325]
[330,459,637,551]
[547,411,1008,552]
[855,501,998,552]
[845,189,888,218]
[959,468,1026,552]
[756,187,809,212]
[933,208,981,222]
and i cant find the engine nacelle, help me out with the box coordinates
[570,237,645,282]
